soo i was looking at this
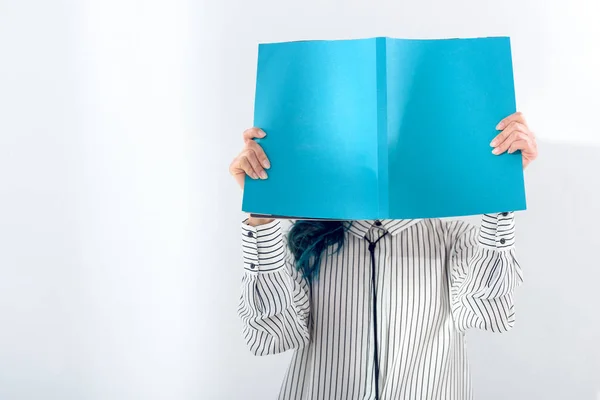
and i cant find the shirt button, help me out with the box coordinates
[247,231,254,237]
[500,238,506,245]
[249,263,256,269]
[501,212,509,217]
[374,220,382,226]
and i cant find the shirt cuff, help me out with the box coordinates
[478,212,515,249]
[241,218,286,273]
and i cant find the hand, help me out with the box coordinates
[229,127,271,190]
[490,112,538,169]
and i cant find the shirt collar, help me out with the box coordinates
[344,219,422,239]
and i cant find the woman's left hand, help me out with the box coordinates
[490,112,538,169]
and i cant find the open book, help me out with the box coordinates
[242,37,526,220]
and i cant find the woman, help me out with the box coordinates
[229,112,538,400]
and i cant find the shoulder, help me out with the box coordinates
[420,218,477,238]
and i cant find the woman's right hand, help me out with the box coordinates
[229,127,271,191]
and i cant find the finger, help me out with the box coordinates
[510,133,536,155]
[496,111,526,131]
[239,156,259,179]
[245,149,268,179]
[243,127,267,143]
[508,139,530,154]
[493,130,530,155]
[490,121,528,148]
[246,140,271,169]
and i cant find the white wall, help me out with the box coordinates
[468,141,600,400]
[0,0,598,399]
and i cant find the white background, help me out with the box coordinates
[0,0,599,399]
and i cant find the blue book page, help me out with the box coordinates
[386,37,526,219]
[243,39,380,220]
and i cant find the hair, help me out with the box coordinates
[286,220,350,281]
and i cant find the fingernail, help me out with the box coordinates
[260,171,268,179]
[263,160,270,169]
[490,139,498,147]
[492,148,500,155]
[259,130,266,137]
[496,122,503,130]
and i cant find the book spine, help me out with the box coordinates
[376,37,389,218]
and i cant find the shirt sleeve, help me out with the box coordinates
[238,218,311,355]
[444,212,524,333]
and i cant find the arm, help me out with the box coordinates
[444,212,524,333]
[238,218,311,355]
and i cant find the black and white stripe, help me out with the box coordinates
[238,213,523,399]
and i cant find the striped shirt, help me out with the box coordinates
[238,213,523,399]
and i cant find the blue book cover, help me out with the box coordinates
[242,37,526,220]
